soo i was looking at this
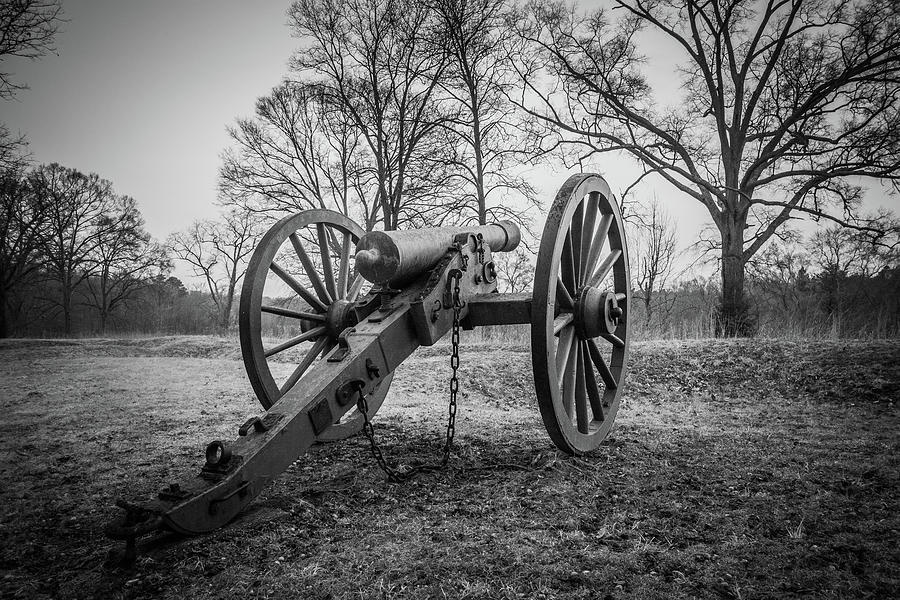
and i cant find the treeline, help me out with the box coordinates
[2,157,897,339]
[2,163,186,336]
[628,225,900,340]
[0,160,274,336]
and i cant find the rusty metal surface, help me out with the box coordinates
[354,221,520,285]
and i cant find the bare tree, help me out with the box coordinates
[168,210,259,331]
[0,163,44,336]
[433,0,539,227]
[515,0,900,335]
[0,124,28,171]
[811,218,900,279]
[289,0,453,230]
[31,163,114,334]
[0,0,63,99]
[630,198,678,331]
[494,244,534,293]
[84,195,171,332]
[221,81,382,230]
[746,240,815,332]
[808,220,899,329]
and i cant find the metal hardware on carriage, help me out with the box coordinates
[104,174,632,560]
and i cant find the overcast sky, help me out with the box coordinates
[4,1,894,283]
[4,0,296,238]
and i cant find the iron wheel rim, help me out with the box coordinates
[531,174,631,454]
[238,209,391,439]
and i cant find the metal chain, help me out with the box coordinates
[356,389,405,482]
[357,271,463,482]
[443,272,461,464]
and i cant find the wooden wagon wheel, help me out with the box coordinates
[531,174,631,454]
[239,209,393,441]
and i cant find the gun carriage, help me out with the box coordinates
[107,173,631,555]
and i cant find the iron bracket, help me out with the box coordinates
[327,327,356,362]
[443,268,465,309]
[158,483,192,503]
[238,413,283,436]
[336,378,366,407]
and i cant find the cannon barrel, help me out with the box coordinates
[355,221,520,285]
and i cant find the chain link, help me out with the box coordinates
[356,269,463,482]
[444,272,461,462]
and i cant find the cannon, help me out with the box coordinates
[106,173,631,555]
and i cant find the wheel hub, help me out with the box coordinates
[324,299,358,337]
[574,287,621,338]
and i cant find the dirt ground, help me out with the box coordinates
[0,336,898,599]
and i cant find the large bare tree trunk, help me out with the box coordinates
[717,215,755,337]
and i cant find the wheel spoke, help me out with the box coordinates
[580,193,598,282]
[561,232,577,295]
[571,200,584,285]
[587,338,617,389]
[347,274,366,302]
[269,262,328,313]
[278,337,329,396]
[553,312,574,335]
[584,215,613,283]
[337,233,352,299]
[562,337,577,417]
[317,223,338,301]
[575,343,589,434]
[587,249,622,289]
[583,341,605,420]
[261,305,326,321]
[601,333,626,349]
[555,326,575,389]
[289,233,332,306]
[556,277,574,309]
[264,326,327,358]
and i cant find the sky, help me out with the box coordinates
[3,0,297,238]
[4,1,894,286]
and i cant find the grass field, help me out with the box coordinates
[0,337,898,599]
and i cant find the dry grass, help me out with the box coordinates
[0,337,897,599]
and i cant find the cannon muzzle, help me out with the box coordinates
[355,221,520,285]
